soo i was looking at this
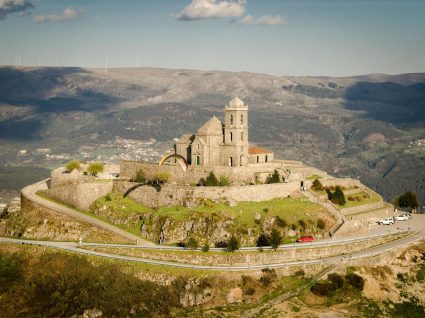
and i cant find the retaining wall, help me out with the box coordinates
[45,181,113,210]
[114,181,302,209]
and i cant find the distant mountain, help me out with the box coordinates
[0,66,424,206]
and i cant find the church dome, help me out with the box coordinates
[226,97,247,109]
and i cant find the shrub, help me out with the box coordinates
[153,171,170,184]
[295,269,305,277]
[311,281,337,296]
[186,237,198,250]
[218,175,230,186]
[0,254,23,292]
[105,194,112,202]
[215,241,227,248]
[311,179,323,191]
[87,162,104,176]
[416,264,425,282]
[245,287,255,295]
[317,219,326,230]
[226,236,240,252]
[259,268,277,286]
[345,273,365,290]
[201,242,210,252]
[266,170,281,184]
[290,224,297,231]
[327,186,346,206]
[256,233,270,247]
[205,171,219,186]
[134,169,146,183]
[275,216,287,228]
[263,207,269,213]
[328,273,344,289]
[298,219,306,230]
[270,228,282,250]
[65,160,80,172]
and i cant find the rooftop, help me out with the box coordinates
[249,146,273,155]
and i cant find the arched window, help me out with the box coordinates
[240,114,244,125]
[230,132,233,142]
[196,156,200,165]
[241,132,244,141]
[230,114,234,126]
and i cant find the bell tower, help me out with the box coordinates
[223,97,249,166]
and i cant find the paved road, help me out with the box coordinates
[21,180,154,246]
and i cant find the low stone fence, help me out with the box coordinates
[84,231,408,266]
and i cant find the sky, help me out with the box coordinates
[1,0,425,76]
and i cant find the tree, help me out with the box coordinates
[186,237,198,250]
[226,235,240,252]
[201,242,210,252]
[134,169,146,183]
[256,233,270,247]
[267,170,281,184]
[65,160,80,172]
[394,191,419,211]
[311,179,323,191]
[205,171,219,186]
[327,186,346,206]
[269,228,282,250]
[87,162,104,176]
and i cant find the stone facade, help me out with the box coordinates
[174,97,273,167]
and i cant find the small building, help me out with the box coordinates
[174,97,274,167]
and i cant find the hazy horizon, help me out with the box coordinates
[1,0,425,77]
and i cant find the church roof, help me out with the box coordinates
[227,96,247,109]
[197,116,223,135]
[193,136,207,146]
[249,146,273,155]
[176,134,194,144]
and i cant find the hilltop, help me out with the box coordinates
[0,66,424,205]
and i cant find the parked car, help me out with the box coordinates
[394,214,411,221]
[296,236,315,243]
[377,217,395,225]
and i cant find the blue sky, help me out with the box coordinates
[1,0,425,76]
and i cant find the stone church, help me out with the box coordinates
[175,97,274,167]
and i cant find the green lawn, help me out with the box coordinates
[154,197,324,227]
[343,190,382,209]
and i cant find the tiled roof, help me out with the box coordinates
[249,146,273,155]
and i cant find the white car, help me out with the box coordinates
[394,214,411,221]
[377,217,395,225]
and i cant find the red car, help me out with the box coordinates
[296,236,315,243]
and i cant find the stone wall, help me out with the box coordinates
[46,181,113,210]
[114,181,303,209]
[120,161,307,186]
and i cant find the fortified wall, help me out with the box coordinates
[120,160,327,186]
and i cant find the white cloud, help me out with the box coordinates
[33,7,83,23]
[239,14,285,26]
[176,0,246,21]
[0,0,34,20]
